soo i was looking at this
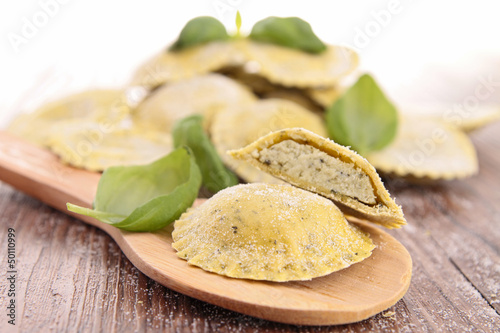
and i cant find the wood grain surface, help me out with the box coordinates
[0,121,499,332]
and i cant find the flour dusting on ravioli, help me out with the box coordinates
[172,183,374,282]
[230,128,406,229]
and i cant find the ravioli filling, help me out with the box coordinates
[255,140,377,205]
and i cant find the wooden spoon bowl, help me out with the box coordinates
[0,131,411,326]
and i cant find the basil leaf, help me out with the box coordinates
[249,16,326,54]
[173,115,239,193]
[326,74,398,155]
[67,148,202,232]
[169,16,229,51]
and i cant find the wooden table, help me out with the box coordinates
[0,120,499,332]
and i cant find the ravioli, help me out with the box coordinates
[241,41,359,88]
[365,116,478,180]
[7,89,130,146]
[456,105,500,132]
[305,86,344,108]
[130,40,247,89]
[6,88,168,171]
[210,99,327,184]
[46,120,172,171]
[229,128,406,229]
[219,65,323,112]
[133,73,256,132]
[172,183,374,282]
[404,104,500,133]
[261,89,323,113]
[217,65,279,95]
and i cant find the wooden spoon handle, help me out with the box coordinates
[0,131,105,228]
[0,131,205,232]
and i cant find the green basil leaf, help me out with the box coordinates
[249,16,326,54]
[326,74,399,155]
[173,115,239,193]
[169,16,229,51]
[67,148,202,232]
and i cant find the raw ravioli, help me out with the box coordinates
[230,128,406,229]
[211,99,327,184]
[219,65,324,112]
[305,86,343,108]
[130,41,246,89]
[241,41,358,88]
[172,183,374,281]
[403,104,500,133]
[7,89,130,146]
[366,116,478,180]
[47,120,172,171]
[133,73,256,132]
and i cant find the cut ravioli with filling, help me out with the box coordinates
[172,183,374,282]
[210,99,327,184]
[229,128,406,228]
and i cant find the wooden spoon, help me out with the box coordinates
[0,131,412,326]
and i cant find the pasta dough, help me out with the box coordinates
[230,128,406,229]
[172,183,374,281]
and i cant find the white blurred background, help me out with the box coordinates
[0,0,499,127]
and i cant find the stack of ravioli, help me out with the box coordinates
[8,16,360,174]
[7,14,498,282]
[8,15,496,181]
